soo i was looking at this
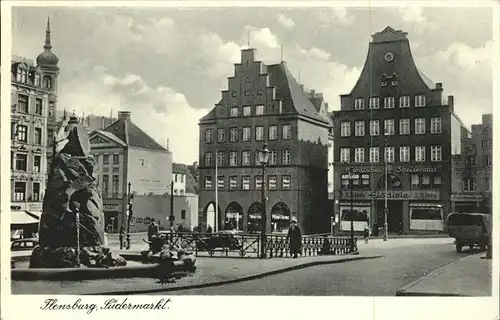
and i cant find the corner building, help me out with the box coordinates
[333,27,467,234]
[198,48,331,234]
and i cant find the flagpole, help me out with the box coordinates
[215,149,218,232]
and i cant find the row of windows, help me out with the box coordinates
[16,95,45,116]
[353,95,427,110]
[174,173,185,183]
[11,152,42,172]
[464,155,492,168]
[341,173,443,190]
[340,117,442,137]
[204,149,291,167]
[205,124,292,143]
[15,69,53,89]
[92,154,120,165]
[229,105,266,118]
[204,175,292,190]
[482,140,492,149]
[462,177,492,192]
[340,145,443,163]
[13,181,42,201]
[100,174,120,195]
[12,125,43,145]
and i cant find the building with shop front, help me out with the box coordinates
[198,48,331,234]
[88,111,172,233]
[451,114,492,214]
[10,19,59,226]
[332,26,468,234]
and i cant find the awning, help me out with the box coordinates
[11,211,40,225]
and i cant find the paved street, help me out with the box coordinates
[148,238,474,296]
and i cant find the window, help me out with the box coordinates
[255,176,263,190]
[384,97,395,108]
[415,118,426,134]
[484,155,492,167]
[466,156,476,167]
[217,152,224,166]
[43,76,52,89]
[268,125,278,140]
[181,175,184,183]
[369,97,380,109]
[270,150,277,165]
[421,174,431,187]
[243,105,251,116]
[282,124,291,140]
[112,175,119,195]
[354,98,364,110]
[370,120,379,136]
[35,99,43,115]
[384,120,395,135]
[482,140,492,149]
[14,182,26,201]
[484,177,492,192]
[33,182,40,201]
[181,210,186,220]
[205,129,214,143]
[268,176,277,190]
[18,95,28,113]
[255,126,264,141]
[102,175,109,193]
[204,176,213,189]
[354,148,364,163]
[415,146,426,162]
[254,151,260,165]
[282,150,291,165]
[399,96,410,108]
[35,74,41,86]
[17,125,27,142]
[341,122,351,137]
[400,146,410,162]
[361,174,370,186]
[354,121,365,136]
[242,127,251,141]
[369,147,379,163]
[15,153,27,171]
[411,174,419,189]
[434,175,442,186]
[113,154,119,164]
[175,174,178,182]
[217,129,226,142]
[227,176,236,189]
[384,147,395,162]
[241,176,249,190]
[242,151,251,166]
[34,128,42,145]
[282,175,291,190]
[256,105,265,116]
[230,107,238,117]
[230,128,238,142]
[229,152,238,166]
[415,95,426,107]
[462,178,475,192]
[340,148,350,163]
[217,176,224,189]
[431,145,442,162]
[430,117,442,134]
[399,119,410,135]
[34,155,41,172]
[204,152,213,166]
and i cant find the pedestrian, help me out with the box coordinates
[206,225,212,234]
[119,226,126,249]
[364,224,370,244]
[286,219,302,259]
[147,218,159,241]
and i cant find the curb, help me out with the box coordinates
[93,255,383,295]
[395,253,478,296]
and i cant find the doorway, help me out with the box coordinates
[376,201,403,233]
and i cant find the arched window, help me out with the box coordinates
[34,74,41,87]
[43,76,52,89]
[16,68,22,82]
[21,70,28,83]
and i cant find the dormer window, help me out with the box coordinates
[369,97,380,109]
[34,74,41,87]
[354,98,364,110]
[380,74,388,87]
[381,81,388,87]
[415,95,426,107]
[391,80,398,86]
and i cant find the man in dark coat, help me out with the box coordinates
[286,219,302,258]
[148,219,159,241]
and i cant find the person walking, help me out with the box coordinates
[286,219,302,259]
[206,225,213,234]
[147,218,159,241]
[119,226,126,249]
[364,224,370,244]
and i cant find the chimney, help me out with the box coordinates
[299,84,304,92]
[101,116,105,129]
[310,89,316,97]
[193,161,198,170]
[241,48,256,64]
[118,111,131,121]
[435,83,443,90]
[448,95,454,111]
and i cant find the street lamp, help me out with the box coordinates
[258,142,270,259]
[126,181,133,249]
[346,166,355,253]
[169,180,175,229]
[383,130,389,241]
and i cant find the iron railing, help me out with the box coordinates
[156,232,358,258]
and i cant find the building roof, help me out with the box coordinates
[173,163,198,194]
[93,130,127,146]
[103,113,167,151]
[172,163,188,174]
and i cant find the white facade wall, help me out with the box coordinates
[127,147,172,195]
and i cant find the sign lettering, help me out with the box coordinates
[103,204,119,211]
[396,167,438,173]
[341,190,440,200]
[451,194,484,202]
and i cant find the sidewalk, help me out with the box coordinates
[11,252,382,295]
[396,253,492,296]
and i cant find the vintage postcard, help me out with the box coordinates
[1,1,499,320]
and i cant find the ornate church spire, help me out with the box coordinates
[44,17,52,50]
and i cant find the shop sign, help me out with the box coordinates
[27,202,43,211]
[345,167,382,173]
[451,194,484,202]
[396,167,437,173]
[104,204,119,211]
[341,190,440,200]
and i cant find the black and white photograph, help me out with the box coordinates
[1,1,499,319]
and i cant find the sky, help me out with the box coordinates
[11,5,494,164]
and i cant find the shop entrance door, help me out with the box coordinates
[377,201,403,233]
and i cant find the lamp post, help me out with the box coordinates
[383,131,389,241]
[258,142,270,259]
[347,167,355,252]
[169,180,175,229]
[126,181,133,249]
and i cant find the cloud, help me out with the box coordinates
[248,27,280,49]
[317,8,355,27]
[278,14,295,28]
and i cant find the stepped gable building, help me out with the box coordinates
[198,48,331,234]
[10,18,59,217]
[332,26,467,234]
[451,114,492,214]
[88,111,172,233]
